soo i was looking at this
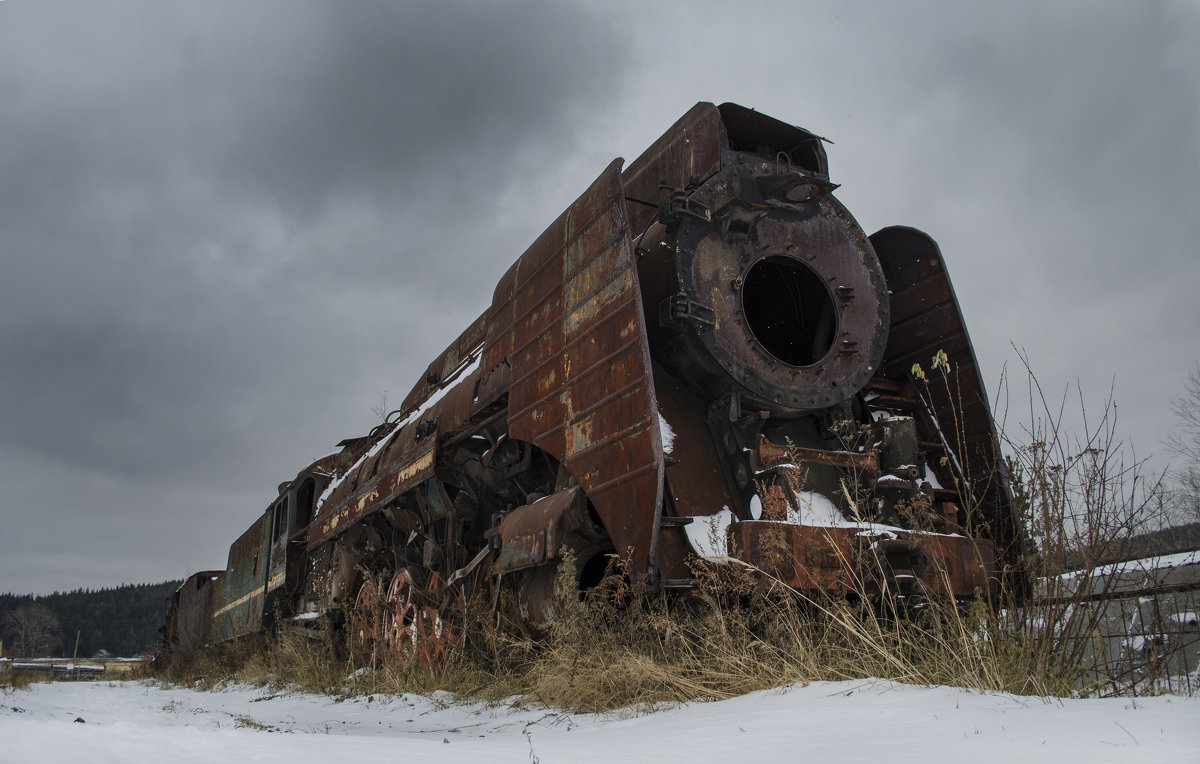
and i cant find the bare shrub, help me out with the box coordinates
[1165,366,1200,524]
[992,352,1191,695]
[3,603,61,657]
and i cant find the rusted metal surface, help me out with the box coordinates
[716,103,829,178]
[166,102,1020,655]
[306,344,487,550]
[162,571,221,653]
[651,374,738,582]
[209,515,270,642]
[657,380,732,517]
[308,433,438,548]
[621,103,723,234]
[759,436,881,474]
[729,521,855,591]
[499,160,663,578]
[728,521,995,597]
[641,164,889,413]
[497,488,581,574]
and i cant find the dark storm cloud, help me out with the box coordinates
[847,3,1200,452]
[0,0,631,593]
[2,1,611,212]
[3,0,1196,597]
[606,0,1196,507]
[650,0,1197,462]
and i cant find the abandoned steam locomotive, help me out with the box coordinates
[163,103,1020,656]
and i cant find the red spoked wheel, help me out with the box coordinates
[369,567,470,669]
[415,572,466,668]
[352,581,383,652]
[384,568,419,660]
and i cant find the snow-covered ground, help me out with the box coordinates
[2,679,1196,763]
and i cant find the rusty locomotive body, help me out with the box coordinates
[163,103,1020,655]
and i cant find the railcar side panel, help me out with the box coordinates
[209,514,271,642]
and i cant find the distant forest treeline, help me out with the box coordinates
[0,580,181,657]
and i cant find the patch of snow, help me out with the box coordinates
[755,462,800,475]
[657,412,675,455]
[683,508,735,558]
[783,490,952,538]
[1169,612,1198,627]
[1059,550,1200,581]
[787,490,847,526]
[2,679,1197,763]
[685,490,961,543]
[922,463,945,490]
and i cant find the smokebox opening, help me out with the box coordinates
[742,256,836,367]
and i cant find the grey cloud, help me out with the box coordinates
[0,1,631,593]
[2,0,1195,595]
[867,2,1200,460]
[611,0,1197,477]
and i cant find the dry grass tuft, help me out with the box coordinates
[1,667,54,690]
[154,550,1075,712]
[154,361,1193,705]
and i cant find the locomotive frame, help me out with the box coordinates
[163,103,1021,657]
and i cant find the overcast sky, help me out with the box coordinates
[1,1,1197,595]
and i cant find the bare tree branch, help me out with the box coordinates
[3,603,62,657]
[1164,366,1200,524]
